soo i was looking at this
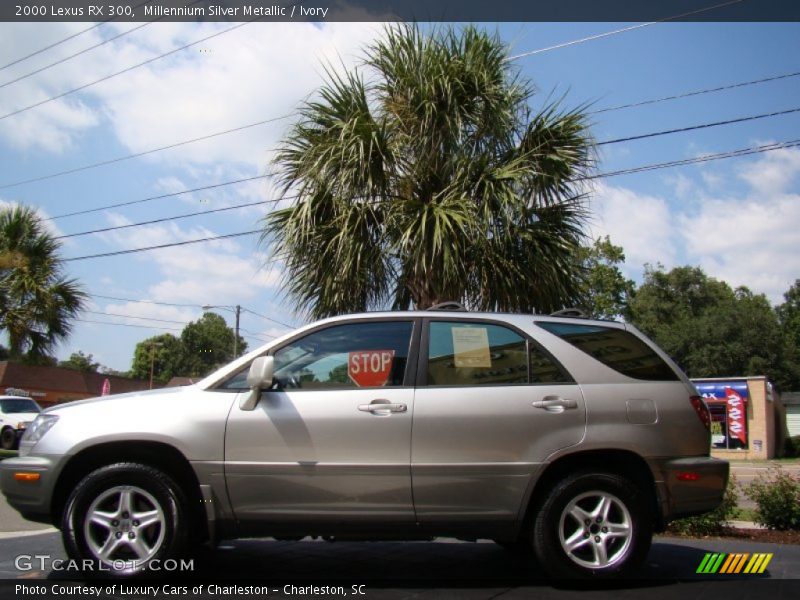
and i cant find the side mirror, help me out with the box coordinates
[239,356,274,411]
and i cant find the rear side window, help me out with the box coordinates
[537,322,679,381]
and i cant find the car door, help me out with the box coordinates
[411,318,586,526]
[224,318,419,529]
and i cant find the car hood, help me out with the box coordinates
[1,411,39,423]
[44,386,191,414]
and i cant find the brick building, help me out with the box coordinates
[692,376,789,460]
[0,361,153,408]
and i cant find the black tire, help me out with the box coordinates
[531,471,653,579]
[61,463,189,578]
[0,427,16,450]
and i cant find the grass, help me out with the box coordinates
[732,507,759,522]
[0,449,19,460]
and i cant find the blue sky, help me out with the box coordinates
[0,19,798,372]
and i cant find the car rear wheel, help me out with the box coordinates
[62,463,188,577]
[532,471,652,579]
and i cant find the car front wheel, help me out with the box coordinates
[532,471,652,579]
[62,463,188,577]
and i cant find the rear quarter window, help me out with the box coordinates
[536,322,679,381]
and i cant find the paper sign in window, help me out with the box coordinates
[452,327,491,368]
[348,350,395,387]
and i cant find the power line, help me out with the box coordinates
[0,0,156,73]
[76,317,184,332]
[0,22,153,90]
[0,115,290,191]
[90,293,201,308]
[240,307,293,329]
[506,0,745,61]
[60,137,800,262]
[46,174,271,220]
[55,197,281,239]
[63,229,261,262]
[0,23,105,72]
[597,106,800,146]
[85,309,192,325]
[0,19,253,122]
[583,138,800,180]
[589,69,800,115]
[43,103,799,232]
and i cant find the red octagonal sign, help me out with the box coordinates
[348,350,396,387]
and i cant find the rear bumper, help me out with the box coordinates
[650,456,729,523]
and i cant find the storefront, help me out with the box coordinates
[692,376,788,460]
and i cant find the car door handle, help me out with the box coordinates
[533,396,578,412]
[358,400,407,415]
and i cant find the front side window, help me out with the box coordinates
[426,321,528,386]
[272,321,413,390]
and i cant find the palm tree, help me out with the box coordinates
[262,25,593,318]
[0,205,86,361]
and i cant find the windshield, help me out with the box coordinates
[0,398,42,414]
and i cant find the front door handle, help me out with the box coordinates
[533,396,578,412]
[358,399,407,415]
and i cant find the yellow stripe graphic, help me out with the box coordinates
[758,554,773,574]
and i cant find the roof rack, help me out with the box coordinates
[549,308,591,319]
[428,301,468,312]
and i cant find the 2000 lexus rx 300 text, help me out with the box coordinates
[0,310,728,578]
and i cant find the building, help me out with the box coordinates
[784,392,800,438]
[692,376,789,460]
[0,362,153,408]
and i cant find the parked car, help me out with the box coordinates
[0,309,727,578]
[0,395,42,450]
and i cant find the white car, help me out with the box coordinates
[0,396,42,450]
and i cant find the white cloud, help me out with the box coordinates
[590,147,800,304]
[0,22,380,161]
[678,148,800,303]
[588,182,678,276]
[97,213,281,309]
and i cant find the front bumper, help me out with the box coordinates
[0,454,66,524]
[650,456,729,523]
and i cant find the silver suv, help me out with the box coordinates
[1,310,728,578]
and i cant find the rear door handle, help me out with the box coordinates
[533,396,577,412]
[358,399,407,415]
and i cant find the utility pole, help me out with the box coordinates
[234,304,241,359]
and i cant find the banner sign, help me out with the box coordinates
[694,381,748,446]
[348,350,395,387]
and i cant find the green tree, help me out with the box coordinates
[574,236,635,319]
[262,24,593,318]
[130,334,184,384]
[0,205,86,362]
[626,265,784,381]
[178,312,248,378]
[58,350,100,372]
[776,279,800,390]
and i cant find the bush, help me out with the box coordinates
[745,467,800,530]
[668,476,738,536]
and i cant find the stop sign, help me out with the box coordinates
[348,350,396,387]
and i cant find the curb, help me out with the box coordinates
[0,528,57,540]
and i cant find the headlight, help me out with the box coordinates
[20,414,59,453]
[17,422,30,430]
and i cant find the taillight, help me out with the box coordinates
[690,395,711,431]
